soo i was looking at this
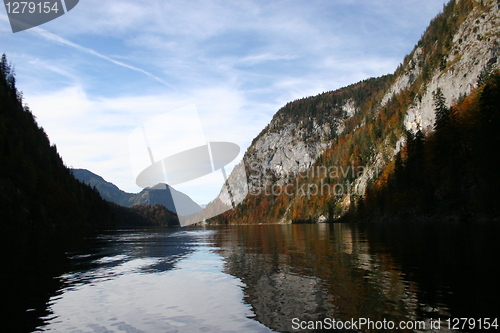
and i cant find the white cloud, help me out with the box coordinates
[26,84,264,201]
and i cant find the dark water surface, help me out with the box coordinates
[4,222,500,332]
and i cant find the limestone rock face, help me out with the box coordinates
[405,2,500,133]
[214,0,500,223]
[243,98,356,193]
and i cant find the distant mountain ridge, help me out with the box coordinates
[71,168,134,204]
[72,169,202,216]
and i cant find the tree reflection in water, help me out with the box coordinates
[212,222,499,332]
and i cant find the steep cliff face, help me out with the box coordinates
[403,0,500,133]
[345,0,500,208]
[240,76,393,197]
[211,0,500,224]
[246,101,346,189]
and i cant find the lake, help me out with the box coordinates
[4,222,500,332]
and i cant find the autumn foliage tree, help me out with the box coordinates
[357,72,500,221]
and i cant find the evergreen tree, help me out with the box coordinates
[433,88,450,130]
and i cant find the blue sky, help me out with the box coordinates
[1,0,446,204]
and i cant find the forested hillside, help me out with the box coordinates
[353,72,500,221]
[211,0,500,224]
[0,54,114,237]
[0,55,179,238]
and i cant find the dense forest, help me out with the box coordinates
[351,72,500,221]
[111,203,179,227]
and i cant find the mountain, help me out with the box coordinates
[72,168,202,216]
[71,168,134,205]
[208,0,500,224]
[129,183,202,216]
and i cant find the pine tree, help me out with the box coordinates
[0,53,9,74]
[433,88,450,130]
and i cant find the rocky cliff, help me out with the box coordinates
[346,0,500,208]
[209,0,500,224]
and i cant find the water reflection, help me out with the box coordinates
[362,221,500,321]
[0,233,68,332]
[211,223,499,332]
[61,229,199,287]
[6,222,499,332]
[38,228,272,333]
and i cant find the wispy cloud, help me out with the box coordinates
[30,26,176,90]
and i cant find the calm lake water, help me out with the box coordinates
[5,222,500,332]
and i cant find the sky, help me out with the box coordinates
[1,0,446,205]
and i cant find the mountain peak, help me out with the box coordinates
[147,183,169,190]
